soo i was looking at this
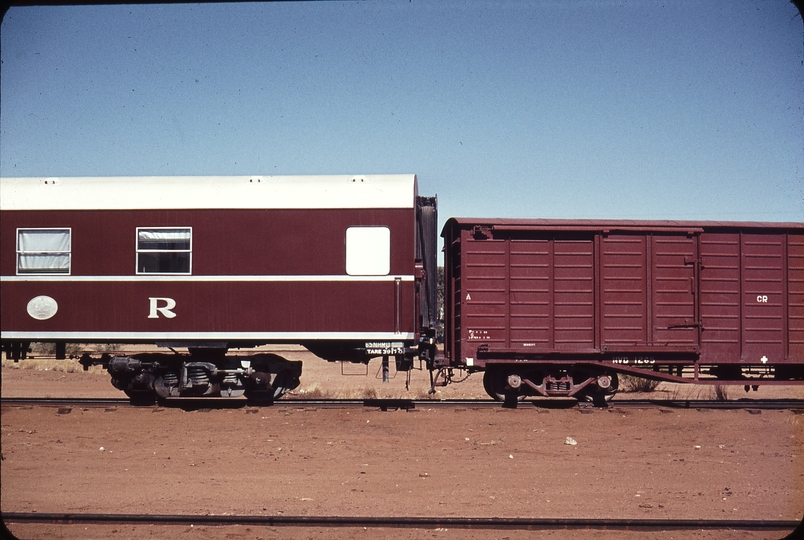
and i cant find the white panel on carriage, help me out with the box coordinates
[345,226,391,276]
[0,174,416,210]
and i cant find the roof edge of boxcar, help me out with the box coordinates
[441,216,804,235]
[0,174,417,210]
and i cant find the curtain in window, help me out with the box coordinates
[136,228,191,273]
[138,229,191,250]
[17,229,71,273]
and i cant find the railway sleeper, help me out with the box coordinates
[96,352,301,405]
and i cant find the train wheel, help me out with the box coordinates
[245,392,274,406]
[120,371,157,405]
[578,374,619,406]
[483,368,526,402]
[245,371,274,406]
[272,369,301,400]
[124,390,157,406]
[153,373,180,399]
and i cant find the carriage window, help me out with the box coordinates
[346,226,390,276]
[136,228,192,274]
[16,228,71,274]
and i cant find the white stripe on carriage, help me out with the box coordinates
[0,274,415,282]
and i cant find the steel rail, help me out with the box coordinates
[579,399,804,410]
[0,397,131,407]
[2,512,800,532]
[2,396,804,410]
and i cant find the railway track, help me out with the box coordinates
[3,396,804,410]
[2,511,801,533]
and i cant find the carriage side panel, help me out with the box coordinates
[443,219,803,384]
[2,207,418,344]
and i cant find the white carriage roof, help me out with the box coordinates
[0,174,417,210]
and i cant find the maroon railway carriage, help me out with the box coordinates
[0,175,439,403]
[437,218,804,404]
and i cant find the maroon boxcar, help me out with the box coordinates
[0,175,438,403]
[438,218,804,404]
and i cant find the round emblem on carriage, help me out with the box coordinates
[27,295,58,320]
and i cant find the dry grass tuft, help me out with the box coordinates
[294,383,327,398]
[712,385,729,401]
[619,374,661,393]
[2,342,123,374]
[1,358,106,374]
[290,382,428,400]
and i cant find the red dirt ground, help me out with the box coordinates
[1,350,803,540]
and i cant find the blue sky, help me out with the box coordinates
[1,1,802,229]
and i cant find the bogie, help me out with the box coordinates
[483,365,618,405]
[104,351,301,405]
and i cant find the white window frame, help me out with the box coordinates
[136,227,192,275]
[345,226,391,276]
[16,228,72,275]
